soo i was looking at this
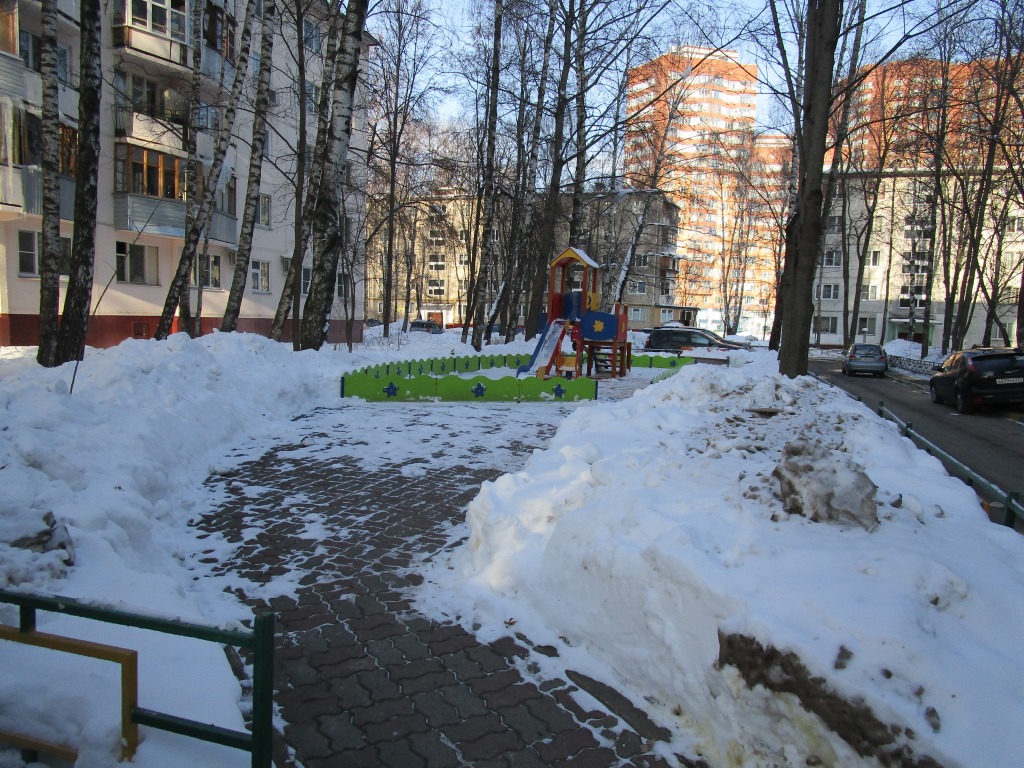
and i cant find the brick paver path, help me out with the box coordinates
[196,382,696,768]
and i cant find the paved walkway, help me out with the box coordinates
[195,375,696,768]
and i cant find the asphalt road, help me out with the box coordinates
[808,357,1024,529]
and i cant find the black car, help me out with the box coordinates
[643,326,749,353]
[929,348,1024,414]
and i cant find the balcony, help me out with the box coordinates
[19,168,76,219]
[112,24,190,71]
[113,193,237,246]
[113,108,187,152]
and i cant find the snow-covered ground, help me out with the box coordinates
[2,330,1022,767]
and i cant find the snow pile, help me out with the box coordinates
[418,353,1024,767]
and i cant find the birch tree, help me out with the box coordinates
[53,0,101,363]
[36,0,60,366]
[222,0,278,332]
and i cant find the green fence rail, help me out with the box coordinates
[875,402,1024,529]
[340,352,694,403]
[0,589,273,767]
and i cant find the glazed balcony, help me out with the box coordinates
[113,194,237,246]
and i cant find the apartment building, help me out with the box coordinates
[625,46,785,338]
[0,0,367,349]
[364,187,684,331]
[813,58,1022,348]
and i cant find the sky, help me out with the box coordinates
[1,329,1022,767]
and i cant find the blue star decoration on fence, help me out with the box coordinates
[472,383,487,398]
[384,382,399,398]
[553,384,566,398]
[669,359,679,367]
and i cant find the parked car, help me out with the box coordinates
[409,319,444,334]
[363,318,382,328]
[841,343,888,377]
[643,326,750,353]
[929,347,1024,414]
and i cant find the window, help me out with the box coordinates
[868,250,880,266]
[127,0,186,41]
[205,2,236,60]
[192,252,221,288]
[58,125,77,176]
[458,278,468,292]
[825,215,842,234]
[629,307,643,322]
[816,283,840,300]
[116,241,159,285]
[216,176,237,216]
[627,280,647,294]
[899,286,928,308]
[428,254,445,271]
[457,253,470,266]
[635,254,650,267]
[427,279,444,297]
[301,266,312,295]
[1004,216,1024,233]
[114,145,186,200]
[250,259,270,292]
[860,284,878,301]
[336,271,352,301]
[298,79,320,113]
[858,317,877,335]
[0,0,17,56]
[257,194,271,226]
[303,18,322,52]
[19,30,40,72]
[660,308,674,322]
[814,316,838,334]
[18,232,72,275]
[821,250,841,267]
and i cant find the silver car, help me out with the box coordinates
[841,344,888,377]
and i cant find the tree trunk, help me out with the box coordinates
[300,0,369,350]
[777,0,843,378]
[155,0,259,340]
[53,0,102,364]
[222,0,277,333]
[470,0,503,351]
[37,0,61,367]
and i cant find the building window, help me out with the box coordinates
[303,18,322,52]
[301,266,312,295]
[257,194,271,226]
[0,0,17,56]
[825,215,842,234]
[629,307,643,322]
[660,308,674,322]
[821,250,841,267]
[627,280,647,294]
[297,79,320,113]
[427,279,444,297]
[458,278,468,292]
[191,252,221,288]
[116,241,159,285]
[336,271,352,301]
[204,1,236,60]
[114,144,186,200]
[814,316,838,334]
[858,317,877,335]
[635,254,650,267]
[458,253,470,266]
[868,250,880,266]
[899,286,928,308]
[816,283,840,300]
[19,232,72,275]
[428,254,445,271]
[250,259,270,293]
[860,284,878,301]
[59,125,77,176]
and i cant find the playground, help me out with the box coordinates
[342,247,691,402]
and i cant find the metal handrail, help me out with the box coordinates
[875,402,1024,529]
[0,589,273,767]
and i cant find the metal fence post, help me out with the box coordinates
[250,612,275,768]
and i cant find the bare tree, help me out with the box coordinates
[36,0,61,366]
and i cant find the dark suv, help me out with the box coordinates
[643,326,749,353]
[929,348,1024,414]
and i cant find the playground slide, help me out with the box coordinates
[516,319,568,378]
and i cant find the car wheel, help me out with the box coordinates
[955,388,973,414]
[929,384,943,404]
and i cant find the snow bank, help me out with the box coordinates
[418,352,1024,767]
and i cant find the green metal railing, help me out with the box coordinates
[875,402,1024,529]
[0,589,273,767]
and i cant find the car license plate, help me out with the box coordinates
[998,377,1024,384]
